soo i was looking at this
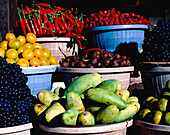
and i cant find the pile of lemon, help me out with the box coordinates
[0,33,58,67]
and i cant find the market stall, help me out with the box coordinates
[0,1,169,135]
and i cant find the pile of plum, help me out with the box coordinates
[60,49,131,68]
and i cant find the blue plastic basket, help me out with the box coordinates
[89,24,148,53]
[22,65,57,96]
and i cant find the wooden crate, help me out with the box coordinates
[36,37,78,62]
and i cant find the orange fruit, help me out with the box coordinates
[30,57,41,66]
[40,57,50,66]
[34,48,44,58]
[49,56,58,65]
[18,46,25,54]
[22,48,34,60]
[5,33,16,41]
[8,39,21,49]
[33,43,42,50]
[17,35,26,46]
[23,43,34,50]
[43,48,51,58]
[0,40,8,50]
[6,58,15,64]
[6,49,18,59]
[0,48,5,57]
[26,33,37,43]
[17,58,29,67]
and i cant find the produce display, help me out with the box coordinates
[84,8,151,28]
[60,49,131,68]
[141,20,170,62]
[0,57,34,127]
[138,80,170,125]
[0,32,58,67]
[34,73,140,126]
[15,3,85,48]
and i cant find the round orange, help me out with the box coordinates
[43,48,51,58]
[17,58,29,67]
[0,40,8,50]
[17,35,26,46]
[6,49,18,59]
[6,58,15,64]
[18,46,25,54]
[23,43,34,50]
[26,33,37,43]
[40,57,50,66]
[49,56,58,65]
[22,48,34,60]
[8,39,21,49]
[33,43,42,50]
[30,57,41,66]
[0,48,5,57]
[34,48,43,58]
[5,33,16,41]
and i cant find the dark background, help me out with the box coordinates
[18,0,170,18]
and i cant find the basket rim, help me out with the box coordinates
[89,24,149,31]
[58,66,134,73]
[135,120,170,132]
[39,119,133,134]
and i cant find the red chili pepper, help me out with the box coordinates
[28,11,37,36]
[22,11,32,33]
[33,17,40,35]
[25,6,31,12]
[43,12,48,35]
[81,48,103,54]
[62,13,77,26]
[54,18,62,35]
[36,11,43,35]
[51,23,56,32]
[56,18,65,31]
[47,28,56,37]
[17,8,27,35]
[36,3,50,8]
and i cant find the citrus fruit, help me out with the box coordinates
[22,48,34,60]
[5,33,16,41]
[0,40,8,50]
[26,33,37,43]
[49,56,58,65]
[43,48,51,58]
[30,57,41,66]
[6,58,15,64]
[6,49,18,59]
[18,46,25,54]
[8,39,21,49]
[34,48,44,58]
[17,58,29,67]
[33,43,42,50]
[23,43,34,50]
[40,57,50,66]
[0,48,5,57]
[17,35,26,46]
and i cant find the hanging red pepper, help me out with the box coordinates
[17,8,27,35]
[28,11,37,36]
[81,48,103,54]
[43,12,48,36]
[21,9,32,33]
[32,11,40,36]
[36,11,43,35]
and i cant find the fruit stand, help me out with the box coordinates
[0,1,170,135]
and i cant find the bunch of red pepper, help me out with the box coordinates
[84,8,151,28]
[15,3,86,48]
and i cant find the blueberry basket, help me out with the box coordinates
[88,24,148,53]
[21,65,57,96]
